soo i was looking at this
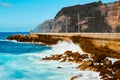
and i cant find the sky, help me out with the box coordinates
[0,0,116,32]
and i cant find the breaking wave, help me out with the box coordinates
[0,38,101,80]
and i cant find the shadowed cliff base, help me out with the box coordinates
[71,36,120,59]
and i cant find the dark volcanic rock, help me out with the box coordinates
[32,1,120,33]
[42,50,120,80]
[57,67,62,69]
[112,60,120,73]
[77,60,93,70]
[92,54,106,63]
[52,1,111,33]
[7,34,63,45]
[42,57,53,60]
[7,34,32,42]
[51,1,120,33]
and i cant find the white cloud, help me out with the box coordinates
[0,0,11,7]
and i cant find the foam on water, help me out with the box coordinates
[108,57,119,64]
[51,40,84,53]
[34,40,85,58]
[18,41,101,80]
[0,39,17,42]
[76,71,101,80]
[0,34,101,80]
[0,54,81,80]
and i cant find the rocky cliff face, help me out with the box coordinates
[52,1,120,33]
[106,2,120,32]
[34,19,54,33]
[34,1,120,33]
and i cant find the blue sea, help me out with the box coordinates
[0,32,85,80]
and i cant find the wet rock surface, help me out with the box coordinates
[42,51,120,80]
[7,34,63,45]
[7,34,120,59]
[7,34,33,42]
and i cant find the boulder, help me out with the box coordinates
[51,54,62,60]
[7,34,32,42]
[113,73,120,80]
[71,74,82,80]
[81,54,89,59]
[112,60,120,73]
[64,51,81,59]
[99,68,112,77]
[42,57,53,60]
[57,66,62,69]
[92,54,106,63]
[78,60,93,70]
[103,58,112,68]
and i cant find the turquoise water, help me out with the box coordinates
[0,32,81,80]
[0,32,51,54]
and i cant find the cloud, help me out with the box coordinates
[0,0,11,7]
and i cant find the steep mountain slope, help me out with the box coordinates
[34,1,120,33]
[34,19,54,33]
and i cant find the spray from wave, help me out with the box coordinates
[30,40,85,58]
[28,40,101,80]
[51,40,84,54]
[0,38,101,80]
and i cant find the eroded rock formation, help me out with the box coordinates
[7,34,63,45]
[42,51,120,80]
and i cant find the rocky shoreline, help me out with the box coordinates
[42,51,120,80]
[7,34,120,79]
[7,34,63,45]
[7,34,120,59]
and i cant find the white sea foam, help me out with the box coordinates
[0,54,101,80]
[0,40,101,80]
[0,39,34,44]
[0,54,82,80]
[108,57,119,64]
[19,40,101,80]
[0,39,18,43]
[75,71,101,80]
[31,40,85,58]
[51,40,84,54]
[28,55,101,80]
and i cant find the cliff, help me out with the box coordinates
[33,19,54,33]
[106,1,120,32]
[33,1,118,33]
[52,1,120,33]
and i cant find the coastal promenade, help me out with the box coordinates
[30,33,120,40]
[7,32,120,58]
[30,33,120,59]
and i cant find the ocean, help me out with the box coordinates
[0,32,100,80]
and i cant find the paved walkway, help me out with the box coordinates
[30,33,120,40]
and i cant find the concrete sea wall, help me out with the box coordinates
[31,33,120,59]
[7,33,120,59]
